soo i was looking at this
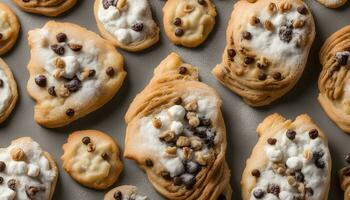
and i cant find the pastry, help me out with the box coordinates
[339,153,350,200]
[315,0,348,8]
[104,185,147,200]
[124,53,232,200]
[11,0,77,17]
[94,0,160,52]
[318,25,350,133]
[0,137,58,200]
[61,130,123,190]
[26,21,126,128]
[163,0,216,48]
[0,58,17,124]
[0,3,20,55]
[212,0,315,107]
[241,114,332,200]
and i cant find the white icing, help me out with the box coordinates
[0,67,12,113]
[250,128,330,200]
[170,121,184,135]
[0,140,56,200]
[168,105,186,121]
[0,10,12,41]
[97,0,157,45]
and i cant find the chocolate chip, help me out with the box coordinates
[313,151,324,160]
[183,175,196,189]
[286,129,296,140]
[297,6,308,15]
[68,43,83,52]
[309,129,318,139]
[258,72,267,81]
[0,177,3,184]
[279,25,293,43]
[195,126,208,138]
[185,161,201,174]
[88,69,96,78]
[244,57,255,64]
[35,75,47,87]
[0,79,3,87]
[131,23,144,32]
[198,0,206,5]
[173,176,183,186]
[102,0,117,9]
[64,79,81,93]
[218,194,226,200]
[242,31,252,40]
[26,186,40,198]
[174,97,183,105]
[199,117,211,126]
[267,138,277,145]
[344,167,350,176]
[0,33,3,40]
[273,72,282,80]
[336,53,349,66]
[267,184,280,196]
[294,171,304,182]
[251,169,260,178]
[0,161,6,172]
[173,18,182,26]
[8,179,16,190]
[113,191,122,200]
[305,187,314,196]
[227,49,236,60]
[101,153,109,160]
[51,44,65,55]
[66,108,75,117]
[253,189,265,198]
[315,159,325,169]
[179,66,188,75]
[257,62,266,69]
[48,86,56,96]
[175,28,184,37]
[161,171,172,180]
[345,153,350,164]
[82,137,91,145]
[56,33,67,43]
[145,159,153,167]
[106,67,115,77]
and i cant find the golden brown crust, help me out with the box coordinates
[11,0,77,17]
[93,0,160,52]
[162,0,216,48]
[212,0,315,107]
[315,0,348,8]
[61,130,123,190]
[124,53,231,200]
[0,3,20,55]
[339,167,350,200]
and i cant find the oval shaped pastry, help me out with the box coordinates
[0,137,58,200]
[11,0,77,17]
[339,154,350,200]
[124,53,232,200]
[94,0,160,52]
[163,0,217,48]
[0,58,18,124]
[104,185,147,200]
[318,25,350,133]
[241,114,332,200]
[0,3,20,56]
[61,130,123,190]
[212,0,315,107]
[26,21,126,128]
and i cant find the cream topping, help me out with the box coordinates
[0,67,12,114]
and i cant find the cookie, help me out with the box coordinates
[124,53,232,200]
[318,25,350,133]
[0,58,18,124]
[241,114,332,200]
[0,137,58,200]
[27,21,126,128]
[339,154,350,200]
[61,130,123,190]
[11,0,77,17]
[0,3,20,55]
[212,0,316,107]
[163,0,216,48]
[94,0,160,52]
[315,0,348,8]
[104,185,147,200]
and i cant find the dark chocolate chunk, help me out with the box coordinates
[279,25,293,43]
[218,194,226,200]
[35,75,47,87]
[131,23,144,32]
[244,57,255,64]
[161,171,172,180]
[82,137,91,145]
[258,72,267,81]
[305,187,314,197]
[48,86,57,96]
[64,78,81,93]
[66,108,75,117]
[309,129,318,139]
[199,117,211,126]
[51,44,65,55]
[101,153,109,160]
[0,161,6,172]
[267,184,280,196]
[185,161,201,175]
[294,171,304,182]
[102,0,117,9]
[313,151,324,160]
[0,79,4,87]
[174,97,182,105]
[197,0,206,6]
[88,69,96,78]
[227,49,236,60]
[286,129,296,140]
[267,138,277,145]
[336,53,349,66]
[297,6,308,15]
[179,66,188,75]
[56,33,67,43]
[175,28,184,37]
[315,159,325,169]
[195,126,208,138]
[242,31,252,40]
[145,159,153,167]
[182,175,196,190]
[113,190,122,200]
[173,176,183,186]
[273,72,282,80]
[0,177,3,184]
[8,179,16,190]
[251,169,261,178]
[106,67,115,77]
[173,18,182,26]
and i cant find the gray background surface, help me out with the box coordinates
[0,0,349,199]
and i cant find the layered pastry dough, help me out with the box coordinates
[339,154,350,200]
[11,0,77,17]
[242,114,332,200]
[27,21,126,128]
[124,53,232,200]
[319,25,350,133]
[0,3,20,55]
[212,0,315,107]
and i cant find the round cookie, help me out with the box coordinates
[11,0,77,17]
[339,154,350,200]
[94,0,160,52]
[163,0,217,48]
[26,21,126,128]
[61,130,123,190]
[0,137,58,200]
[315,0,348,8]
[104,185,147,200]
[0,3,20,56]
[0,58,18,124]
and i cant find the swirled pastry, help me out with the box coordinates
[212,0,315,107]
[340,154,350,200]
[163,0,216,47]
[241,114,332,200]
[11,0,77,17]
[318,25,350,133]
[124,53,232,200]
[0,3,20,56]
[27,21,126,128]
